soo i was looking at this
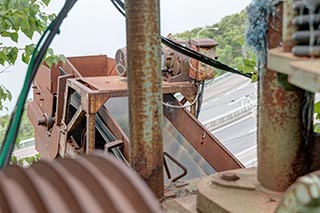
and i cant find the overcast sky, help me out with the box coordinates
[0,0,252,114]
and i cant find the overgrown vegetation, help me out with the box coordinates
[0,103,36,165]
[0,0,50,165]
[11,153,40,166]
[0,103,34,147]
[175,10,256,77]
[176,9,319,132]
[0,0,64,111]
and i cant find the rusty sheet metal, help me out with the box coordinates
[27,101,50,158]
[0,154,161,212]
[48,125,60,159]
[163,95,243,171]
[126,0,164,198]
[67,76,194,98]
[56,74,74,125]
[189,39,217,81]
[104,97,215,182]
[68,55,115,77]
[107,57,117,76]
[59,58,82,77]
[34,65,54,92]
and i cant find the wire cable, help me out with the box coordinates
[162,86,201,109]
[0,0,77,169]
[110,0,253,79]
[111,0,125,16]
[196,80,205,118]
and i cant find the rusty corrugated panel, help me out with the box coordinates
[0,154,161,212]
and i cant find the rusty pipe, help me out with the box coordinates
[292,45,320,56]
[283,0,298,52]
[292,31,320,43]
[126,0,164,198]
[258,2,313,192]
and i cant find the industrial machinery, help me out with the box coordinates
[2,0,320,212]
[0,153,162,212]
[27,36,241,179]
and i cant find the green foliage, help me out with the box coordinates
[314,102,320,133]
[0,85,11,111]
[0,0,64,112]
[11,153,40,166]
[0,103,34,145]
[175,10,257,80]
[0,0,57,66]
[0,101,37,165]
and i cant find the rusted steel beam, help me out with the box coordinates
[258,3,313,192]
[126,0,164,198]
[86,113,96,154]
[163,95,244,171]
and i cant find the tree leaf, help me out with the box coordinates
[22,53,30,64]
[47,48,54,56]
[8,47,18,64]
[41,0,50,6]
[314,123,320,133]
[0,51,8,65]
[1,32,10,37]
[10,32,18,42]
[314,102,320,114]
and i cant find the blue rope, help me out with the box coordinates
[246,0,272,67]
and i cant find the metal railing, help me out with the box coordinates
[204,102,257,130]
[17,138,35,149]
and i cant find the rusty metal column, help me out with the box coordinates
[258,1,311,192]
[126,0,164,198]
[86,113,96,154]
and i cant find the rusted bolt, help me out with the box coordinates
[36,92,41,95]
[37,113,55,131]
[38,117,47,126]
[221,173,240,181]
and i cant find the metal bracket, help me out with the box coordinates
[163,152,188,182]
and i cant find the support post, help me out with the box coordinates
[126,0,164,198]
[86,113,96,154]
[258,1,312,191]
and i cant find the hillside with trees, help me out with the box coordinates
[175,10,256,76]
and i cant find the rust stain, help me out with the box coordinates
[126,0,164,198]
[258,1,309,192]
